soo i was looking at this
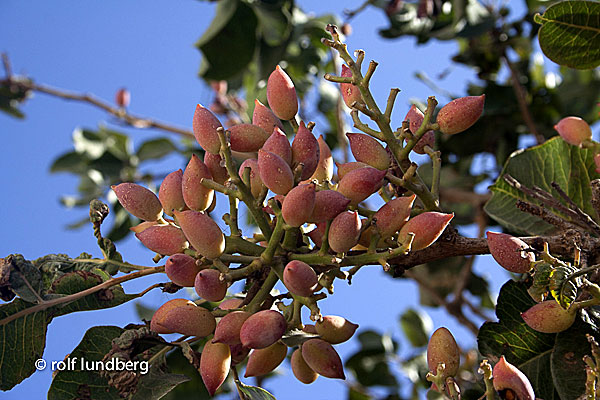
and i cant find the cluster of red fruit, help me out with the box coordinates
[110,59,486,395]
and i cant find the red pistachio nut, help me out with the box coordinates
[213,311,251,345]
[263,126,292,166]
[486,231,535,274]
[240,310,287,349]
[194,269,228,302]
[521,300,576,333]
[173,210,225,259]
[115,87,130,108]
[244,341,287,377]
[292,122,320,180]
[159,169,186,217]
[283,260,319,297]
[347,132,390,170]
[437,95,485,135]
[374,194,416,238]
[238,158,264,198]
[193,104,223,154]
[308,190,350,223]
[492,356,535,400]
[398,212,454,251]
[301,339,345,379]
[150,299,216,337]
[135,225,187,256]
[258,149,294,195]
[229,123,270,152]
[203,152,229,186]
[310,136,334,182]
[427,327,460,379]
[182,154,214,212]
[218,298,244,310]
[267,65,298,120]
[335,161,370,181]
[336,167,386,205]
[253,99,284,135]
[291,348,318,384]
[112,183,163,222]
[340,64,363,108]
[328,211,362,253]
[200,341,231,396]
[165,253,204,287]
[554,116,592,147]
[315,315,359,344]
[404,105,435,154]
[282,183,316,227]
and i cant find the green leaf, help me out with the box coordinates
[0,268,137,390]
[131,364,190,400]
[477,280,555,365]
[50,151,89,174]
[518,350,559,400]
[235,380,277,400]
[1,255,43,303]
[136,138,178,162]
[195,0,258,80]
[251,0,293,47]
[47,326,124,400]
[484,137,600,235]
[345,331,398,387]
[535,1,600,69]
[399,309,432,348]
[280,328,319,347]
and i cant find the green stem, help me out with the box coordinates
[200,178,239,198]
[72,258,152,271]
[425,145,441,203]
[227,195,241,236]
[224,236,265,256]
[246,269,279,313]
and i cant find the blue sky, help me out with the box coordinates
[0,1,515,398]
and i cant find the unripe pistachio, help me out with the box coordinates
[150,299,191,334]
[135,225,187,256]
[213,311,251,345]
[554,116,592,147]
[258,149,294,195]
[200,341,231,396]
[195,269,228,302]
[427,327,460,379]
[253,99,284,135]
[340,64,363,108]
[230,343,250,365]
[238,158,264,198]
[229,124,270,152]
[301,339,345,379]
[240,310,287,349]
[310,136,334,182]
[398,212,454,251]
[437,95,485,135]
[263,127,292,166]
[244,341,287,377]
[112,183,163,221]
[182,154,214,212]
[328,211,362,253]
[173,210,225,259]
[283,260,318,297]
[337,167,386,205]
[159,170,186,216]
[335,161,370,181]
[204,153,229,186]
[492,356,535,400]
[165,253,204,287]
[218,298,244,310]
[308,190,350,223]
[292,122,320,180]
[267,65,298,120]
[521,300,576,333]
[115,87,130,108]
[404,105,435,154]
[193,104,223,154]
[151,299,216,337]
[282,183,316,227]
[347,133,390,170]
[291,348,318,384]
[486,231,535,274]
[315,315,358,344]
[374,194,416,237]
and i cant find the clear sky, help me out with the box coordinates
[0,1,513,399]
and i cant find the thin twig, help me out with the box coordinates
[551,181,600,235]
